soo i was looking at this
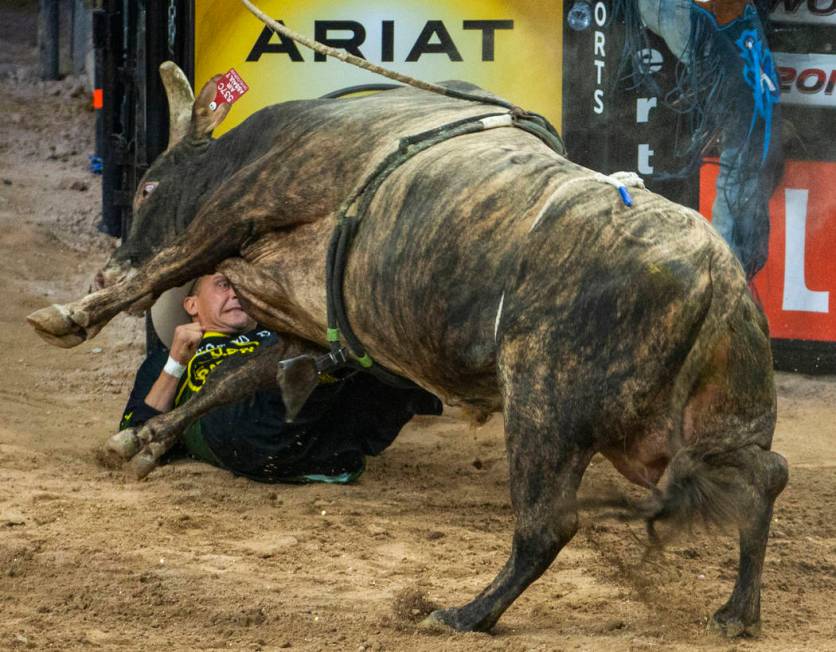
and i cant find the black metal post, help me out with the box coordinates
[144,0,174,161]
[38,0,60,80]
[71,0,90,78]
[93,8,105,170]
[98,0,123,237]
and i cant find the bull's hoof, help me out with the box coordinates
[709,611,762,638]
[26,304,87,348]
[418,609,459,633]
[418,607,488,633]
[276,355,319,422]
[127,449,159,481]
[104,429,142,461]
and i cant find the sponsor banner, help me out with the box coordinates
[770,0,836,25]
[700,159,836,341]
[774,52,836,107]
[194,0,563,137]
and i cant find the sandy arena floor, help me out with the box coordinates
[1,4,834,650]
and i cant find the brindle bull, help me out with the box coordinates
[27,61,787,636]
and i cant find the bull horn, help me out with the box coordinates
[159,61,194,149]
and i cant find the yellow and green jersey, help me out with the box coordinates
[120,328,442,483]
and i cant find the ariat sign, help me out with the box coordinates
[769,0,836,24]
[246,20,514,63]
[194,1,564,137]
[774,52,836,107]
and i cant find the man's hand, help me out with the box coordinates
[143,323,203,414]
[170,323,204,364]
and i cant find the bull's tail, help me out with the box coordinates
[644,244,765,543]
[637,243,785,636]
[642,450,744,544]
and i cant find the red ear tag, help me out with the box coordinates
[209,69,249,111]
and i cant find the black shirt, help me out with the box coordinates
[120,328,442,482]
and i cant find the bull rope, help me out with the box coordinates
[323,111,568,384]
[240,0,566,383]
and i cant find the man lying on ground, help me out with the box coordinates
[118,272,442,483]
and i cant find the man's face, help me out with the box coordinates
[183,273,254,334]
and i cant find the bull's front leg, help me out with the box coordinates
[105,335,318,479]
[27,219,249,348]
[422,338,594,632]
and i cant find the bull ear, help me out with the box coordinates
[159,61,194,149]
[188,74,233,144]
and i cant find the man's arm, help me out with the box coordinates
[120,323,204,429]
[142,323,204,412]
[141,371,183,413]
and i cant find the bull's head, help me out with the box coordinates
[27,63,234,348]
[94,62,232,292]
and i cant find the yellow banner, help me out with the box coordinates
[194,0,563,136]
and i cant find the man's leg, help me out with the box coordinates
[105,335,317,479]
[711,147,743,260]
[711,146,770,278]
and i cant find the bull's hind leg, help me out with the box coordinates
[646,443,787,637]
[708,446,787,636]
[647,294,787,637]
[423,358,593,632]
[702,301,787,636]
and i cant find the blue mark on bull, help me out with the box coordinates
[618,185,633,207]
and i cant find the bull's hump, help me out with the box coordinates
[261,80,509,134]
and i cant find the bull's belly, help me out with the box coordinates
[602,433,672,487]
[227,222,503,411]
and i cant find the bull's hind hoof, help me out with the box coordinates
[418,609,459,633]
[418,607,485,633]
[26,304,87,348]
[709,612,762,638]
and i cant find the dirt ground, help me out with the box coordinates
[1,4,835,651]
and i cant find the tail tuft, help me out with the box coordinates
[644,451,742,544]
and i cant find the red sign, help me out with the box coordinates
[700,159,836,341]
[210,68,249,112]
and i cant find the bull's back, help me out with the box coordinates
[341,126,746,415]
[212,82,526,227]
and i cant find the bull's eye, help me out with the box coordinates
[141,181,159,199]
